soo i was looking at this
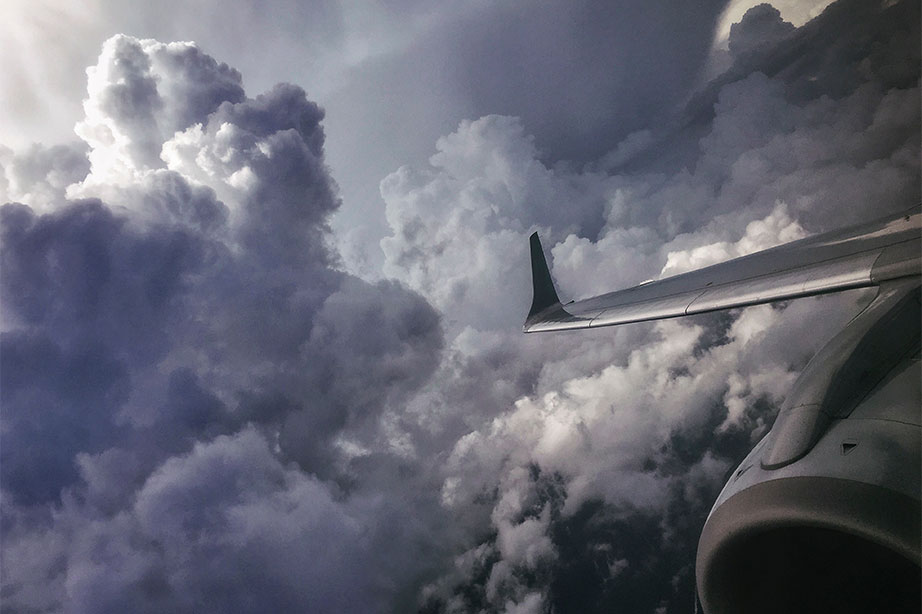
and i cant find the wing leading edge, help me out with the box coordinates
[524,205,921,333]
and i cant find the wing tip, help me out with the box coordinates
[526,232,563,324]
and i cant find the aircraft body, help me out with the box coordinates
[524,206,921,613]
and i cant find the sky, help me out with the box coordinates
[0,1,919,613]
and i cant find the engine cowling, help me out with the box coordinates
[696,282,921,614]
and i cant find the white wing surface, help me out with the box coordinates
[524,205,921,333]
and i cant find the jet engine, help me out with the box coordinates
[695,281,920,614]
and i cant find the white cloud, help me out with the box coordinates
[660,202,806,277]
[73,36,244,187]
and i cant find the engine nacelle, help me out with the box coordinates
[696,282,921,613]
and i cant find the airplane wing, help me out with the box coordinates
[524,205,921,333]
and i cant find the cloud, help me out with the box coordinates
[379,1,918,610]
[659,202,806,277]
[728,4,795,58]
[2,1,920,612]
[5,429,386,614]
[0,142,90,213]
[279,276,443,471]
[324,0,732,269]
[74,35,245,183]
[380,115,618,330]
[2,34,445,613]
[0,326,129,504]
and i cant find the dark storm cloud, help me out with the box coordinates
[1,201,208,362]
[332,0,731,164]
[2,35,444,613]
[664,0,920,201]
[451,0,730,163]
[324,0,731,251]
[0,198,208,504]
[727,4,795,59]
[0,327,129,504]
[26,429,382,614]
[279,276,443,472]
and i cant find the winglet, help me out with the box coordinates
[527,232,562,321]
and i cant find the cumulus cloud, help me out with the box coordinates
[380,114,620,330]
[73,36,244,183]
[659,202,806,277]
[4,428,388,613]
[0,142,89,213]
[2,34,444,613]
[380,1,918,610]
[727,4,795,59]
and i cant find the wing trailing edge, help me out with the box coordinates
[523,205,921,333]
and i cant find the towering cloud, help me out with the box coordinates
[2,35,443,613]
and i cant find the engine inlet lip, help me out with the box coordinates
[696,476,921,614]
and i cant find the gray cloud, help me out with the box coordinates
[377,1,919,611]
[324,0,731,253]
[728,4,795,59]
[2,34,445,613]
[6,429,383,614]
[0,142,90,213]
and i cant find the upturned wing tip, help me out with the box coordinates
[526,232,563,323]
